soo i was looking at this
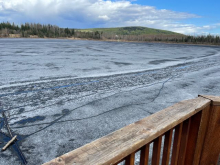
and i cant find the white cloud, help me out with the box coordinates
[0,0,219,34]
[98,15,110,21]
[165,23,220,34]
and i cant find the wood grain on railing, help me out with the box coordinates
[43,96,220,165]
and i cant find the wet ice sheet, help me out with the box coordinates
[0,38,220,86]
[0,39,220,165]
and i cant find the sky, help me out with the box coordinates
[0,0,219,35]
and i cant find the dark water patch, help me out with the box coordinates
[55,57,71,60]
[53,109,70,117]
[20,55,30,57]
[57,100,64,105]
[53,114,62,117]
[173,62,192,68]
[175,57,188,60]
[6,69,20,72]
[18,108,25,114]
[45,63,60,70]
[200,51,217,58]
[83,67,100,72]
[41,100,46,104]
[149,59,177,65]
[14,116,46,125]
[180,83,191,88]
[26,51,40,54]
[53,67,60,70]
[45,63,56,67]
[64,50,80,53]
[15,51,24,53]
[79,54,92,57]
[62,109,70,115]
[0,118,4,129]
[31,103,39,107]
[6,68,35,72]
[16,87,27,93]
[93,54,108,57]
[113,62,132,66]
[86,47,103,52]
[105,66,111,70]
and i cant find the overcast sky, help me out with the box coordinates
[0,0,219,35]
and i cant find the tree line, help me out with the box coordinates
[101,33,220,45]
[0,22,220,45]
[0,22,101,39]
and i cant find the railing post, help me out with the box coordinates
[199,95,220,165]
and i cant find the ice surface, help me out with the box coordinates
[0,39,220,165]
[0,38,219,86]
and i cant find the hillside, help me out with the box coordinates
[78,26,183,36]
[1,22,219,45]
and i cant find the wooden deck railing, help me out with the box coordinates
[43,95,220,165]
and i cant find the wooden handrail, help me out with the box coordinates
[43,95,220,165]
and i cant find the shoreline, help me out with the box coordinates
[1,37,220,47]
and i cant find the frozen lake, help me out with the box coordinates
[0,38,219,86]
[0,39,220,165]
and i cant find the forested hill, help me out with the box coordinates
[78,26,181,35]
[0,22,220,45]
